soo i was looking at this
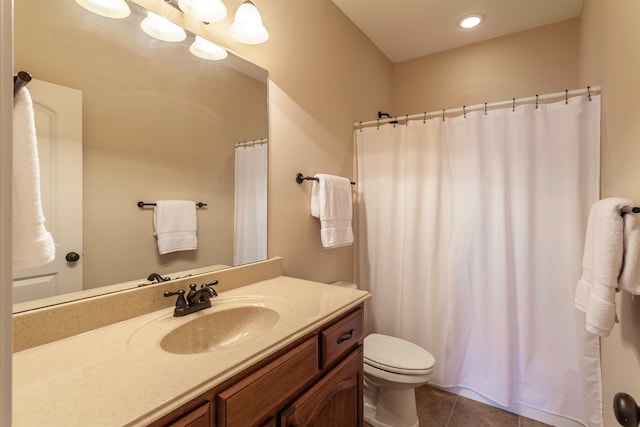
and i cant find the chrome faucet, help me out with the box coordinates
[164,280,218,317]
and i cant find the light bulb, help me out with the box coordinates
[74,0,130,19]
[458,14,484,29]
[140,11,187,42]
[230,1,269,45]
[178,0,227,23]
[190,36,228,60]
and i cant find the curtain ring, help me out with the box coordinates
[484,102,487,116]
[588,86,592,101]
[535,94,539,109]
[442,109,445,122]
[393,117,397,128]
[405,114,409,126]
[463,106,467,119]
[377,118,380,130]
[423,112,427,123]
[565,89,568,105]
[359,121,362,132]
[512,98,516,112]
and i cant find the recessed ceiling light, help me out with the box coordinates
[458,14,484,29]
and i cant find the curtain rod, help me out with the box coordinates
[235,138,267,148]
[354,86,601,129]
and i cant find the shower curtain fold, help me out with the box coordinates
[233,142,267,265]
[356,95,602,426]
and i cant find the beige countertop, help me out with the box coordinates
[13,276,369,426]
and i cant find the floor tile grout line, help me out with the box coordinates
[445,394,458,427]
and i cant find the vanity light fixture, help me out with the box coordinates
[74,0,130,19]
[190,36,229,60]
[458,14,484,29]
[230,0,269,45]
[140,11,187,42]
[178,0,227,23]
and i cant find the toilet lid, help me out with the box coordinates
[364,333,435,375]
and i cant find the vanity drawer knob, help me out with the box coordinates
[337,328,355,344]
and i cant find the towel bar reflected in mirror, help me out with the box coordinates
[295,172,356,185]
[137,201,207,208]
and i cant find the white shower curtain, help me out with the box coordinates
[356,95,602,426]
[233,142,267,265]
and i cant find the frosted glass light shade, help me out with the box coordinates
[178,0,227,23]
[140,11,187,42]
[74,0,130,19]
[190,36,229,60]
[230,1,269,45]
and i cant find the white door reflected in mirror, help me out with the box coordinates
[13,79,83,304]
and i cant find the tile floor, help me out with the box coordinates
[365,385,553,427]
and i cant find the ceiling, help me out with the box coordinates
[331,0,584,63]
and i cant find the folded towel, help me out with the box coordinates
[154,200,197,255]
[311,174,353,249]
[618,212,640,294]
[12,87,56,268]
[574,197,631,336]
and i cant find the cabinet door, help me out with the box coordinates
[280,347,363,427]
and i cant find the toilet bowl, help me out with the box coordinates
[329,282,436,427]
[363,333,435,427]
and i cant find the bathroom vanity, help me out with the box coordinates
[151,306,364,427]
[12,265,369,426]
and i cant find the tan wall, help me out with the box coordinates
[186,0,393,283]
[15,0,267,288]
[391,19,580,114]
[579,1,640,425]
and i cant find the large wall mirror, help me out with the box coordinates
[13,0,268,312]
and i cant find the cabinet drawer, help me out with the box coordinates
[165,402,210,427]
[217,337,319,427]
[320,308,363,369]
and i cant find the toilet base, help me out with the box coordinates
[363,382,419,427]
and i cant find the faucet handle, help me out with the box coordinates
[201,280,218,297]
[164,289,187,309]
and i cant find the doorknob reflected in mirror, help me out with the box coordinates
[65,252,80,263]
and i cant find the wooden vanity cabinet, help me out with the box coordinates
[280,347,363,427]
[150,397,213,427]
[166,402,211,427]
[149,305,364,427]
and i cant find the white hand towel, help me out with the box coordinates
[574,197,631,336]
[618,211,640,294]
[12,87,56,268]
[310,174,353,249]
[153,200,197,255]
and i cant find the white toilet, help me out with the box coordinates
[331,282,436,427]
[363,333,435,427]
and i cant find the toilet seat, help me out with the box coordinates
[364,333,435,375]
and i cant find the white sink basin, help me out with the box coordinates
[127,296,295,354]
[160,305,280,354]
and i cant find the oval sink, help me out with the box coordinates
[160,305,281,354]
